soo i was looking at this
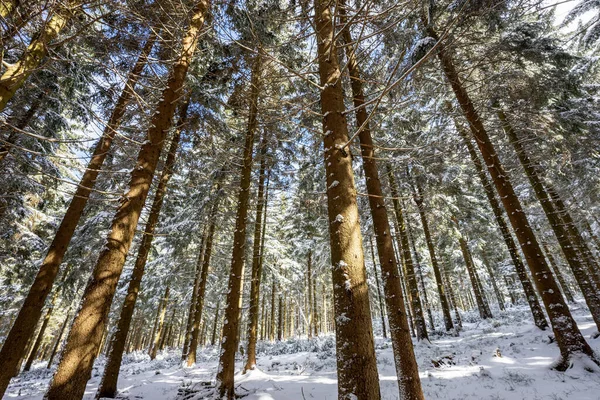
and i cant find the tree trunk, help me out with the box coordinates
[187,192,220,366]
[450,115,548,329]
[0,0,77,111]
[270,276,276,341]
[98,99,188,398]
[46,310,70,369]
[149,287,170,360]
[408,173,453,331]
[546,183,600,289]
[452,217,493,319]
[432,29,596,366]
[215,52,262,399]
[313,1,381,397]
[481,253,506,311]
[211,300,220,347]
[23,301,54,371]
[496,106,600,331]
[369,238,387,339]
[44,4,208,397]
[442,259,462,329]
[0,34,156,398]
[307,251,313,339]
[387,167,429,341]
[406,215,435,332]
[542,242,576,304]
[243,132,269,372]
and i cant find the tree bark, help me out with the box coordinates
[496,106,600,331]
[450,115,548,329]
[542,242,576,304]
[150,286,170,360]
[187,192,220,366]
[369,238,387,339]
[243,132,269,372]
[452,217,493,319]
[307,251,314,339]
[0,34,157,398]
[216,52,261,399]
[44,4,209,397]
[408,173,453,331]
[211,300,220,347]
[481,253,506,311]
[0,93,44,165]
[98,99,188,398]
[0,0,77,111]
[432,29,596,366]
[46,310,70,369]
[387,167,429,342]
[313,1,380,397]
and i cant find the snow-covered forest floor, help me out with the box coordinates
[6,304,600,400]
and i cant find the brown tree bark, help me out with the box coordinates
[0,0,78,111]
[243,132,269,372]
[451,114,548,328]
[408,173,454,331]
[542,242,576,304]
[270,276,276,341]
[481,253,506,311]
[46,310,70,369]
[313,1,380,397]
[496,106,600,330]
[387,167,429,342]
[182,225,208,359]
[307,251,314,339]
[150,286,170,360]
[339,10,423,396]
[44,4,209,397]
[369,237,387,339]
[0,34,156,397]
[442,259,462,329]
[187,193,221,366]
[211,300,220,347]
[452,217,493,319]
[215,52,262,399]
[432,29,596,366]
[98,99,188,398]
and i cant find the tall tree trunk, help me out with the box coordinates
[182,225,208,360]
[312,273,318,337]
[481,253,506,311]
[406,215,435,332]
[98,99,188,398]
[270,276,276,341]
[408,172,453,331]
[387,167,429,342]
[496,106,600,331]
[546,183,600,289]
[215,52,261,399]
[211,300,220,347]
[307,251,314,339]
[392,235,417,337]
[44,4,209,397]
[243,132,269,372]
[431,28,596,367]
[187,193,220,366]
[0,0,77,111]
[0,34,157,398]
[150,286,170,360]
[451,113,548,329]
[46,310,70,369]
[23,297,55,371]
[369,238,387,339]
[341,17,426,396]
[313,1,380,398]
[442,259,462,329]
[452,217,493,319]
[542,242,576,304]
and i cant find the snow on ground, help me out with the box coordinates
[6,304,600,400]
